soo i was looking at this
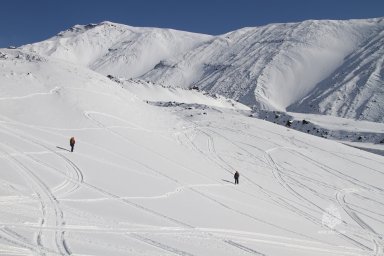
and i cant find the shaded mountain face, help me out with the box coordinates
[22,18,384,122]
[288,26,384,122]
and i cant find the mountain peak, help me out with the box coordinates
[56,21,127,38]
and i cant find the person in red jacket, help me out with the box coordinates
[70,137,75,152]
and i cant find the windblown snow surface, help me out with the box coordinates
[1,39,384,256]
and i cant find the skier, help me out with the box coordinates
[70,137,75,152]
[234,171,239,185]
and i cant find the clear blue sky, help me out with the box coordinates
[0,0,383,47]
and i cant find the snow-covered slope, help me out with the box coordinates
[22,19,384,123]
[143,19,382,110]
[1,46,384,255]
[289,25,384,122]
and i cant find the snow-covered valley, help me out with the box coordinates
[1,17,384,255]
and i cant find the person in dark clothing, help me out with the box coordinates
[234,171,239,185]
[70,137,75,152]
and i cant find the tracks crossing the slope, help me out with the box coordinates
[0,143,70,255]
[1,107,382,255]
[177,116,384,255]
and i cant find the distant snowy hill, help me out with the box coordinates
[22,18,384,122]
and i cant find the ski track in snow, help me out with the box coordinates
[336,189,384,256]
[0,142,70,255]
[0,121,84,255]
[0,87,61,101]
[265,147,376,252]
[129,233,197,256]
[223,239,267,255]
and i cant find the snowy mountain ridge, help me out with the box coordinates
[23,21,212,77]
[22,18,384,122]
